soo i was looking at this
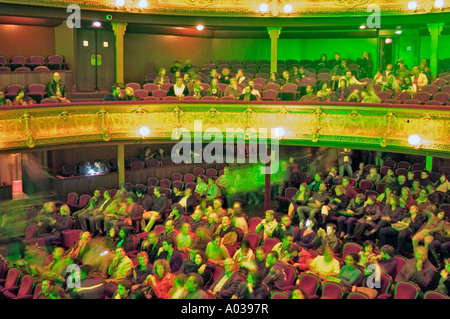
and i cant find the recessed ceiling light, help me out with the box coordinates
[196,24,204,31]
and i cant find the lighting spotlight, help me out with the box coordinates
[359,24,367,30]
[139,126,150,138]
[92,21,102,28]
[196,24,204,31]
[408,134,421,146]
[138,0,148,8]
[385,38,392,44]
[434,0,444,8]
[407,1,418,10]
[116,0,125,6]
[273,127,285,139]
[259,3,269,13]
[283,4,293,13]
[395,30,402,35]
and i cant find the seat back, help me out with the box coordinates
[147,177,159,187]
[347,291,369,299]
[243,232,260,250]
[17,275,34,298]
[321,281,345,299]
[271,291,289,299]
[423,290,449,299]
[341,242,363,259]
[298,273,320,298]
[146,159,160,168]
[183,173,195,183]
[5,268,20,289]
[77,194,90,208]
[67,192,78,206]
[212,265,225,282]
[249,217,262,233]
[262,237,280,252]
[33,283,42,299]
[394,281,420,299]
[24,224,37,241]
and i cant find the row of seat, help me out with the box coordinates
[0,55,66,71]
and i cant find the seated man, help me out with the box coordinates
[153,68,171,86]
[105,246,134,297]
[255,210,279,240]
[410,66,428,91]
[207,258,244,299]
[167,77,189,99]
[223,77,240,99]
[47,72,70,103]
[299,85,319,102]
[319,87,338,102]
[188,79,206,99]
[262,251,290,292]
[0,91,12,106]
[142,187,168,232]
[220,68,231,84]
[206,177,222,203]
[155,238,183,273]
[206,234,230,267]
[170,61,181,74]
[395,245,437,292]
[38,204,73,247]
[242,80,261,100]
[93,159,110,174]
[204,68,221,84]
[238,85,257,101]
[104,85,122,101]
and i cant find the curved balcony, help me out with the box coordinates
[1,100,450,157]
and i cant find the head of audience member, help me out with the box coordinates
[222,68,230,77]
[125,87,134,98]
[291,288,308,299]
[255,246,266,262]
[270,72,278,81]
[194,250,208,267]
[165,219,175,234]
[344,70,353,81]
[380,245,394,260]
[345,253,359,268]
[281,215,292,229]
[326,223,337,238]
[211,234,222,249]
[243,85,252,95]
[305,217,317,231]
[334,52,340,61]
[334,185,344,197]
[282,70,290,80]
[386,64,393,71]
[266,251,279,268]
[323,246,334,263]
[264,210,275,223]
[318,182,327,193]
[339,79,347,88]
[319,81,328,92]
[146,231,158,246]
[412,66,420,77]
[211,78,219,89]
[175,77,184,87]
[111,85,121,97]
[137,251,149,269]
[114,246,127,261]
[355,193,366,205]
[224,258,236,276]
[363,240,375,254]
[282,233,294,249]
[305,85,314,95]
[174,70,181,78]
[185,273,203,293]
[153,259,171,279]
[52,72,61,83]
[41,277,55,297]
[229,77,237,89]
[320,54,327,62]
[109,225,120,239]
[325,87,333,97]
[236,69,244,78]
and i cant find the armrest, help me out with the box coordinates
[376,293,392,299]
[16,294,33,300]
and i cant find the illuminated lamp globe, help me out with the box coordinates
[407,1,418,10]
[284,4,293,13]
[408,134,421,146]
[116,0,125,6]
[139,126,150,138]
[259,3,269,13]
[274,127,285,138]
[434,0,444,8]
[196,24,205,31]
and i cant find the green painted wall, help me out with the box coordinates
[211,38,271,61]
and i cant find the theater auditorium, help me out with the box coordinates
[0,0,449,301]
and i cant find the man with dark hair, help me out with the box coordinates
[69,265,105,299]
[104,85,122,101]
[337,148,353,178]
[167,203,186,230]
[156,237,183,273]
[142,187,168,232]
[37,277,56,299]
[167,77,189,99]
[262,251,289,292]
[299,85,319,101]
[184,273,208,299]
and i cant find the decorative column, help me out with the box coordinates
[425,156,433,173]
[117,144,125,187]
[427,23,444,80]
[112,22,127,87]
[267,27,282,75]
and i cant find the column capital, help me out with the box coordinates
[112,22,128,36]
[267,27,282,38]
[427,22,445,36]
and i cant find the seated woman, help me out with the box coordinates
[105,226,121,251]
[366,195,405,237]
[192,250,214,289]
[124,87,138,101]
[284,243,312,273]
[337,193,366,239]
[326,253,362,291]
[399,76,417,94]
[316,81,329,99]
[335,79,350,102]
[297,183,329,221]
[205,234,230,267]
[13,88,35,105]
[168,273,187,299]
[143,259,175,299]
[320,185,349,226]
[287,183,310,223]
[377,185,393,206]
[295,217,318,250]
[357,240,378,270]
[66,231,92,264]
[175,222,196,255]
[351,194,381,242]
[307,246,340,282]
[116,227,136,253]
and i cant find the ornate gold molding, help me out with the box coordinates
[0,102,449,157]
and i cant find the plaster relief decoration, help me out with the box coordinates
[183,0,220,7]
[333,0,370,7]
